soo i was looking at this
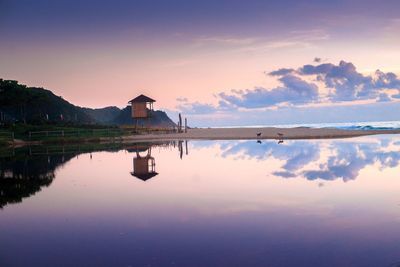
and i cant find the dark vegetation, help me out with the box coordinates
[113,107,176,127]
[0,79,177,145]
[0,143,126,208]
[0,79,176,126]
[0,79,93,124]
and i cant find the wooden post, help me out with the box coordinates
[184,118,187,133]
[179,113,182,133]
[179,141,183,159]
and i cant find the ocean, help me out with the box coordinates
[215,120,400,130]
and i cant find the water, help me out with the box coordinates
[214,120,400,130]
[1,136,400,267]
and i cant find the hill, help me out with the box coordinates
[112,106,176,127]
[0,79,93,123]
[81,106,120,124]
[0,79,176,128]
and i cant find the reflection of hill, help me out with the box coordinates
[0,144,124,209]
[0,142,183,207]
[0,153,76,208]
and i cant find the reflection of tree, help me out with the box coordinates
[219,138,400,182]
[0,153,76,208]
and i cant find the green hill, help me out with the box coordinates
[0,79,93,123]
[0,79,176,128]
[81,106,120,124]
[112,106,176,127]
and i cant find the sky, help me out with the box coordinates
[1,0,400,126]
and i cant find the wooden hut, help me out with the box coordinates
[130,145,158,181]
[128,94,156,119]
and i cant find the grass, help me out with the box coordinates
[1,123,120,138]
[0,123,175,147]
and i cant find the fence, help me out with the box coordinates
[27,128,127,140]
[27,127,176,140]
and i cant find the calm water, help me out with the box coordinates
[1,136,400,267]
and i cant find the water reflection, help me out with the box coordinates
[218,136,400,182]
[1,137,399,208]
[0,152,76,209]
[128,143,158,181]
[2,136,399,209]
[0,141,188,207]
[1,136,400,267]
[0,144,125,208]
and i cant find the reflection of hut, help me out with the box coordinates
[128,94,155,119]
[130,145,158,181]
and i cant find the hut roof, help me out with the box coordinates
[130,172,159,181]
[126,144,151,153]
[128,94,156,103]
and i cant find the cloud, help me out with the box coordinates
[218,74,318,108]
[313,57,321,63]
[193,36,258,47]
[176,97,188,102]
[272,171,297,178]
[268,68,295,76]
[298,61,400,101]
[176,60,400,115]
[377,93,391,102]
[373,70,400,89]
[176,101,218,114]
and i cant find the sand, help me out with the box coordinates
[121,127,400,142]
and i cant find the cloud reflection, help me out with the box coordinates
[218,137,400,182]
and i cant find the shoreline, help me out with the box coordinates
[2,127,400,147]
[120,127,400,142]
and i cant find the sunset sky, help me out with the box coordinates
[1,0,400,126]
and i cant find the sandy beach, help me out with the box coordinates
[121,127,400,142]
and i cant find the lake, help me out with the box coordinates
[1,135,400,267]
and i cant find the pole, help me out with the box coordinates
[184,118,187,133]
[179,113,182,133]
